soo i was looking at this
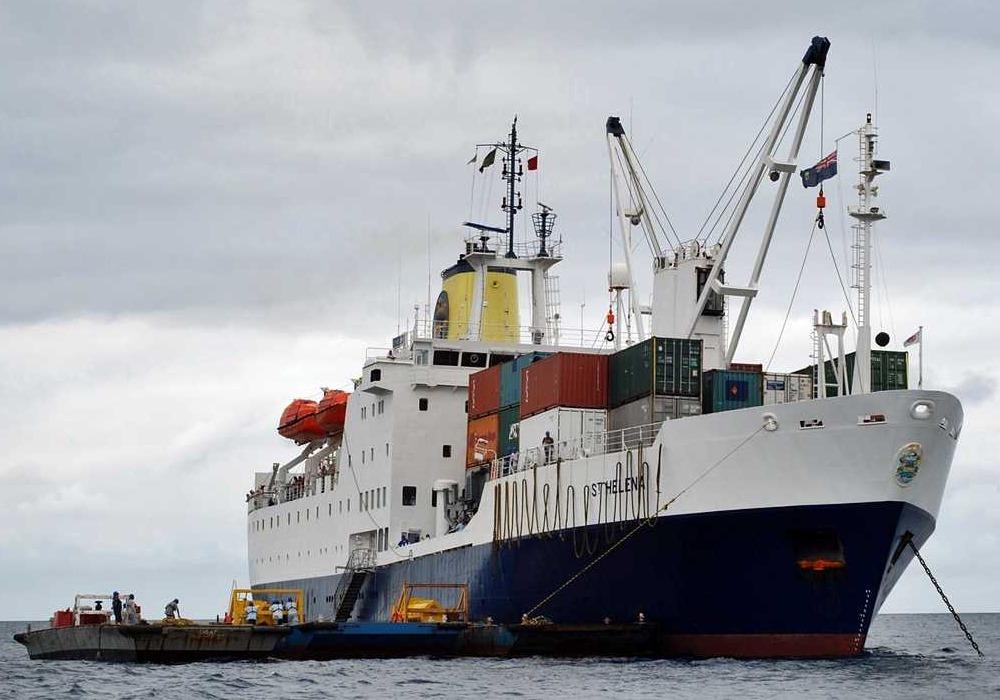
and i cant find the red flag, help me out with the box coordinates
[527,155,538,171]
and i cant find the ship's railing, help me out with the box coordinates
[247,470,338,514]
[410,319,609,349]
[485,421,665,479]
[461,233,563,260]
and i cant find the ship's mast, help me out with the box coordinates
[849,113,889,394]
[500,118,524,258]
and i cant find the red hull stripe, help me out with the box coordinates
[658,633,865,658]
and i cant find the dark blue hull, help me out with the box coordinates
[259,501,933,657]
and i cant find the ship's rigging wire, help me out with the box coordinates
[764,219,818,372]
[620,133,683,249]
[706,84,808,247]
[695,68,798,244]
[823,224,859,327]
[522,425,765,619]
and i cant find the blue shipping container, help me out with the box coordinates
[500,352,549,408]
[702,370,763,414]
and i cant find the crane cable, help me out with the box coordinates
[695,68,799,244]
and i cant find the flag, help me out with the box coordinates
[527,154,538,171]
[800,150,837,188]
[726,380,748,401]
[466,152,477,165]
[479,147,497,173]
[904,329,922,347]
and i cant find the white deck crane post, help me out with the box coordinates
[606,116,663,343]
[685,37,831,364]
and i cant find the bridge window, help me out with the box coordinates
[461,352,487,368]
[419,398,429,411]
[443,445,452,458]
[370,368,382,382]
[433,349,459,366]
[402,486,417,506]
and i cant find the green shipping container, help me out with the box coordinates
[793,349,908,396]
[702,370,764,414]
[498,405,520,457]
[609,337,702,407]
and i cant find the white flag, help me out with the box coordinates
[903,329,922,347]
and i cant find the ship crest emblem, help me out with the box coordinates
[895,442,923,486]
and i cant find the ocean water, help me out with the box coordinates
[1,614,997,699]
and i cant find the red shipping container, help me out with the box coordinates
[79,612,106,626]
[466,413,499,467]
[468,364,501,418]
[53,610,74,628]
[520,352,609,419]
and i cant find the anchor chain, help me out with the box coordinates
[908,540,984,657]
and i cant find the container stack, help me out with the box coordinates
[466,353,550,470]
[519,353,609,462]
[466,363,501,469]
[793,349,908,397]
[607,337,703,430]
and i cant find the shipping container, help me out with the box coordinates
[730,362,764,373]
[499,352,549,408]
[466,412,499,468]
[608,337,702,407]
[520,352,609,418]
[793,349,908,396]
[519,407,607,464]
[762,372,814,405]
[607,395,702,431]
[467,364,501,418]
[702,370,764,414]
[498,405,520,457]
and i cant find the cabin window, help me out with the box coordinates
[362,451,366,465]
[402,486,417,506]
[364,492,369,511]
[442,444,452,458]
[370,368,382,382]
[419,398,429,411]
[306,509,310,521]
[328,503,332,516]
[489,353,515,367]
[361,407,366,420]
[297,511,300,523]
[385,442,390,456]
[370,447,374,461]
[378,400,384,414]
[339,500,342,513]
[432,490,438,508]
[461,352,487,368]
[287,513,291,525]
[382,486,387,507]
[433,350,460,366]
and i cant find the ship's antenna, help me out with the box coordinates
[502,116,523,258]
[426,214,432,324]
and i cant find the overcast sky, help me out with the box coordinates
[1,1,997,620]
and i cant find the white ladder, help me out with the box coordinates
[543,273,561,346]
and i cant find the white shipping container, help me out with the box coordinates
[519,407,607,465]
[762,372,814,404]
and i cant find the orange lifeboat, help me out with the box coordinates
[315,389,350,435]
[277,399,326,444]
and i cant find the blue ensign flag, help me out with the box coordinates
[800,150,837,188]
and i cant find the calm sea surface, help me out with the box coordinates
[1,614,997,699]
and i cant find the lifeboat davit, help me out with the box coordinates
[277,399,326,444]
[315,389,349,435]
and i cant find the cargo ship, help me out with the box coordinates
[245,37,962,657]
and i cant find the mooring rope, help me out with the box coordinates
[522,425,765,619]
